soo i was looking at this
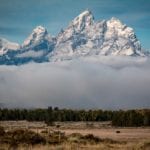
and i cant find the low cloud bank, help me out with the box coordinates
[0,56,150,109]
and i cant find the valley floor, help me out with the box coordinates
[0,121,150,150]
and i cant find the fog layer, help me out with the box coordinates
[0,56,150,109]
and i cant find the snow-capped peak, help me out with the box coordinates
[22,26,48,48]
[110,17,122,23]
[33,25,47,34]
[55,10,94,46]
[52,10,145,60]
[69,10,94,31]
[108,17,125,28]
[0,9,148,65]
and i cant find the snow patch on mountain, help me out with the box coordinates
[0,38,20,55]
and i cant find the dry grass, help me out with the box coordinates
[0,140,150,150]
[61,128,150,142]
[0,121,150,150]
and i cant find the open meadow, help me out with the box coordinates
[0,121,150,150]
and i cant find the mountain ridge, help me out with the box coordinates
[0,10,148,65]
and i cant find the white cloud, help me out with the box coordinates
[16,50,44,58]
[0,56,150,109]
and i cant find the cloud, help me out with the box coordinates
[0,56,150,109]
[16,50,44,58]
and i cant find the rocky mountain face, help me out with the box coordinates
[0,10,146,65]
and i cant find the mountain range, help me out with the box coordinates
[0,10,148,65]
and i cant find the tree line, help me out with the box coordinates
[0,107,149,127]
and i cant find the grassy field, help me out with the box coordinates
[0,121,150,150]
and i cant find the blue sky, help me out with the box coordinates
[0,0,150,49]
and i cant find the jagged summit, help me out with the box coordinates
[33,26,47,34]
[69,10,94,31]
[52,10,144,60]
[0,10,148,65]
[22,26,48,48]
[110,17,123,23]
[107,17,126,30]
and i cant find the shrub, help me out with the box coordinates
[0,126,5,136]
[68,133,100,144]
[67,133,83,143]
[41,130,48,134]
[68,133,83,138]
[2,129,46,145]
[140,141,150,149]
[48,131,66,144]
[81,134,100,143]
